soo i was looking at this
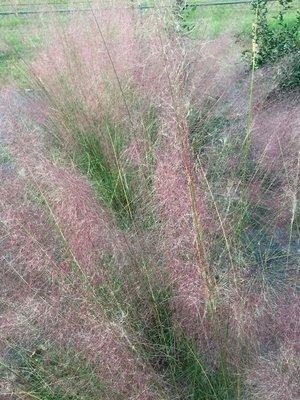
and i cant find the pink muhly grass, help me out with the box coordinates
[2,99,126,280]
[0,173,64,290]
[245,293,300,399]
[30,6,137,116]
[0,160,161,397]
[154,120,213,342]
[243,93,300,229]
[252,93,300,172]
[35,162,126,278]
[54,302,159,399]
[1,90,165,399]
[265,291,300,352]
[189,35,242,104]
[246,345,299,400]
[1,6,299,399]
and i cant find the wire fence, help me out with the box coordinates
[0,0,280,16]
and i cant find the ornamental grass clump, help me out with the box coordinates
[1,2,299,399]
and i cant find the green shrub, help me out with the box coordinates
[249,0,300,68]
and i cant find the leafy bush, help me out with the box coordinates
[250,0,300,68]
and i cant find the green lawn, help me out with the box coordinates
[0,15,40,85]
[179,1,300,39]
[0,12,69,86]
